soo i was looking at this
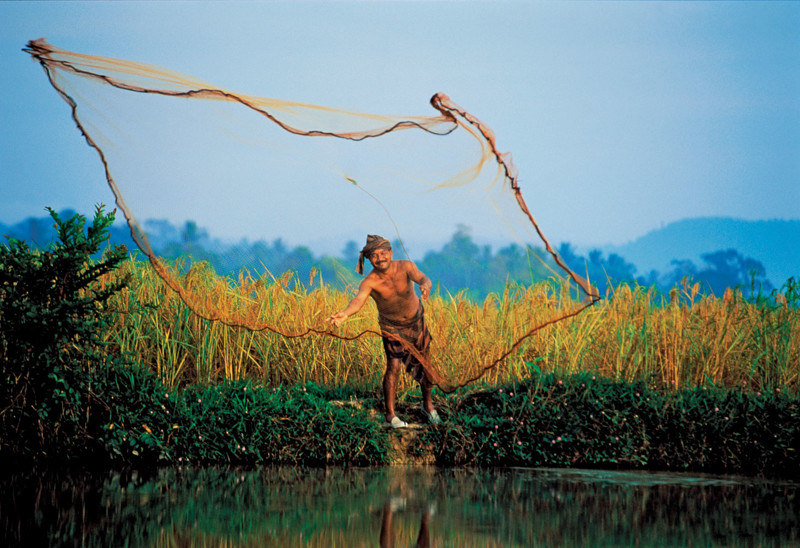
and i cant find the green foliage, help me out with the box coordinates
[418,374,798,476]
[82,364,798,475]
[170,380,387,465]
[90,369,389,466]
[418,225,552,300]
[0,206,128,460]
[1,208,796,475]
[663,249,774,297]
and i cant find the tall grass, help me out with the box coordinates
[103,258,799,393]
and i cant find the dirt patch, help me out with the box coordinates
[331,400,436,465]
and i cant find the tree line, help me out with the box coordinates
[2,211,776,300]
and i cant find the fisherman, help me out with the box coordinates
[327,235,440,428]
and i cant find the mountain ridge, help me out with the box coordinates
[604,217,800,287]
[4,212,798,288]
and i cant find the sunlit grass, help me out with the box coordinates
[103,258,799,393]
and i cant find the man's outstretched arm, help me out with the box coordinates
[326,281,372,327]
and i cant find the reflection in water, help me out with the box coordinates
[380,496,432,548]
[0,465,798,547]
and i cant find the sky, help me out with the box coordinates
[2,1,799,253]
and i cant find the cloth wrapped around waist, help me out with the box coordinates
[378,303,432,383]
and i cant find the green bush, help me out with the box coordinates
[0,206,388,466]
[0,206,128,461]
[417,374,798,476]
[91,373,389,466]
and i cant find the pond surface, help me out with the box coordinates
[1,465,797,547]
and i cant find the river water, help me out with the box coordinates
[1,465,797,547]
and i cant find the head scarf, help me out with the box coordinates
[356,234,392,275]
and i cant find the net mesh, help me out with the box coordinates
[25,38,599,392]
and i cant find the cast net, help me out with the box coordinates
[25,38,599,392]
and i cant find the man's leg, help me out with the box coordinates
[419,347,435,414]
[420,378,434,414]
[384,356,402,422]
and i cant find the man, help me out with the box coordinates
[327,235,440,428]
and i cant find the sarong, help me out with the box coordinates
[379,303,432,383]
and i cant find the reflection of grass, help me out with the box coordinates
[104,258,798,393]
[4,466,798,547]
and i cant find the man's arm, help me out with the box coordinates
[326,279,373,327]
[407,261,432,301]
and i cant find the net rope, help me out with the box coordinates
[25,38,600,393]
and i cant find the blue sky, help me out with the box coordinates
[2,1,799,252]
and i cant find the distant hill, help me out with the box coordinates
[6,211,798,292]
[605,217,800,287]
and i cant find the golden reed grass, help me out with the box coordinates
[102,259,799,392]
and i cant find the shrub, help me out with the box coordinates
[418,374,799,476]
[0,206,128,461]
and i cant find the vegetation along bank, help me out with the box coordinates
[1,208,797,476]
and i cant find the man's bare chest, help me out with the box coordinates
[373,276,412,299]
[370,269,415,304]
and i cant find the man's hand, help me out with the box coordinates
[327,311,348,327]
[327,283,370,328]
[420,281,432,301]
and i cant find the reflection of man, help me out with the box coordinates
[327,235,440,428]
[380,497,432,548]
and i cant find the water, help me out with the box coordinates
[1,465,797,547]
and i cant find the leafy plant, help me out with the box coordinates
[417,374,798,476]
[0,206,129,461]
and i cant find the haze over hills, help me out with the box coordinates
[604,217,800,288]
[3,211,798,294]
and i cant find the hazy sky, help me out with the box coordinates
[2,1,799,251]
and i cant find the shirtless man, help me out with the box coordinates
[327,235,440,428]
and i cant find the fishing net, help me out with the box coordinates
[25,38,599,392]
